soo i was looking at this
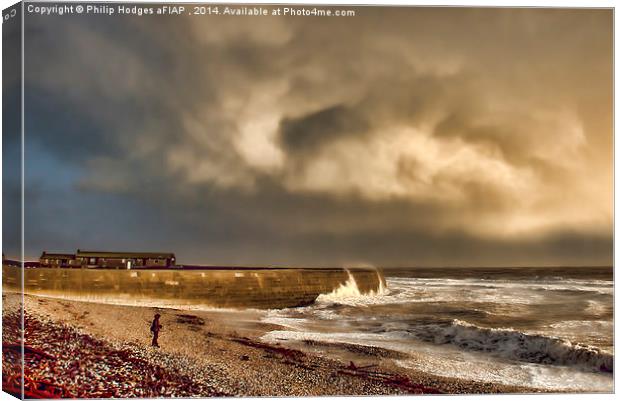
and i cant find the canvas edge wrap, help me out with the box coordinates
[2,1,24,399]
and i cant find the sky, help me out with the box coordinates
[3,6,613,266]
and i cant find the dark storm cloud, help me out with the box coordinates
[16,7,613,266]
[279,104,369,154]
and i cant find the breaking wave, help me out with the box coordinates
[408,319,613,373]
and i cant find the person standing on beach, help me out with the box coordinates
[150,313,162,347]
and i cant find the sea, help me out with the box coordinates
[260,267,614,392]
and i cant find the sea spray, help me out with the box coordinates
[316,268,389,304]
[376,270,389,295]
[318,270,362,299]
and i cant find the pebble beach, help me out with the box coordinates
[2,293,544,397]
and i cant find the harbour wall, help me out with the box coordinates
[2,266,386,309]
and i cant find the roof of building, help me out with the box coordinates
[40,252,75,259]
[76,250,175,259]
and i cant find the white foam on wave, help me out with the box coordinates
[585,300,612,316]
[384,277,613,306]
[389,277,613,295]
[381,278,543,305]
[395,356,613,392]
[261,329,394,344]
[261,316,310,330]
[541,320,614,353]
[408,319,613,373]
[263,308,613,374]
[548,319,613,332]
[315,269,389,306]
[260,328,613,392]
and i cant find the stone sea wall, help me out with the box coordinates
[2,266,386,309]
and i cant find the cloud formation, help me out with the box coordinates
[16,7,612,266]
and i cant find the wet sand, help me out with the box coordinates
[3,293,545,397]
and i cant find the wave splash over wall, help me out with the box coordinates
[317,269,389,304]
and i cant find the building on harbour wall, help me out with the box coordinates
[39,250,176,269]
